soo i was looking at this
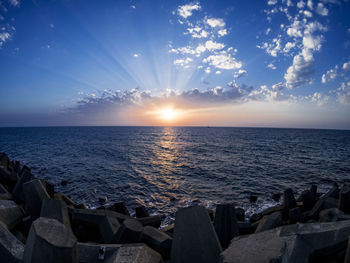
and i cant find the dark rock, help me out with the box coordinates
[282,188,296,220]
[0,221,24,263]
[0,183,12,200]
[323,183,340,199]
[249,213,262,223]
[339,184,350,214]
[13,215,32,238]
[207,209,214,221]
[70,208,120,243]
[23,217,78,263]
[237,222,255,235]
[288,207,301,224]
[60,180,68,187]
[142,225,172,259]
[249,194,258,203]
[23,179,50,220]
[319,207,350,222]
[222,220,350,263]
[44,181,55,198]
[235,207,245,221]
[0,200,24,230]
[300,190,316,211]
[214,203,239,248]
[171,206,222,263]
[12,170,35,203]
[113,218,143,244]
[304,197,338,220]
[255,211,282,233]
[0,166,18,190]
[272,193,280,202]
[40,199,71,229]
[107,202,130,216]
[137,215,162,228]
[135,205,150,218]
[77,243,162,263]
[98,196,107,204]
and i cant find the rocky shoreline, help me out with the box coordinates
[1,151,350,262]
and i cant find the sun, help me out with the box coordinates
[159,108,178,121]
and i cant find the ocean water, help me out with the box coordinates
[1,126,350,226]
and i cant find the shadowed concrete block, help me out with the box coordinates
[304,197,338,220]
[54,192,76,207]
[0,183,12,200]
[77,243,162,263]
[23,179,50,220]
[0,166,18,190]
[300,190,316,211]
[113,218,143,244]
[23,217,77,263]
[288,207,302,224]
[339,185,350,214]
[12,170,34,203]
[214,203,239,248]
[0,221,24,263]
[171,206,222,263]
[237,222,255,235]
[323,183,340,199]
[282,188,296,220]
[222,220,350,263]
[142,226,172,259]
[70,208,120,243]
[107,202,130,216]
[137,215,161,228]
[235,207,245,222]
[255,211,282,233]
[345,237,350,263]
[319,207,350,222]
[135,205,150,218]
[0,200,24,230]
[40,199,71,229]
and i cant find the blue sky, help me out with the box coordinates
[0,0,350,128]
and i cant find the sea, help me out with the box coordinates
[0,126,350,226]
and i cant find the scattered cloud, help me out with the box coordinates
[205,18,225,28]
[174,57,193,66]
[218,29,227,37]
[337,81,350,104]
[311,92,329,106]
[133,53,140,58]
[9,0,20,7]
[267,63,277,69]
[321,65,338,83]
[203,51,242,70]
[177,2,201,19]
[130,5,136,9]
[315,3,328,16]
[233,69,247,79]
[343,61,350,71]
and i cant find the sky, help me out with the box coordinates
[0,0,350,128]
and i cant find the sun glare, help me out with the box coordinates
[159,108,178,121]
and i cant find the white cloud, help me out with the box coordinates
[302,34,323,51]
[297,1,305,8]
[206,18,225,28]
[321,65,338,83]
[215,70,222,74]
[204,67,211,74]
[257,37,282,57]
[233,69,247,79]
[218,29,227,37]
[266,28,271,35]
[338,81,350,104]
[268,0,278,5]
[203,51,242,70]
[0,32,11,47]
[315,3,328,16]
[284,51,314,88]
[9,0,20,7]
[186,26,209,38]
[177,3,201,18]
[174,57,193,66]
[283,42,296,53]
[205,40,225,51]
[303,10,313,17]
[311,92,329,106]
[343,61,350,71]
[307,0,313,10]
[267,63,277,69]
[130,5,136,9]
[133,53,140,58]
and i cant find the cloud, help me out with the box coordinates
[206,18,225,28]
[315,3,329,16]
[321,65,338,83]
[174,57,193,66]
[203,51,242,70]
[133,53,140,58]
[9,0,20,7]
[337,81,350,104]
[218,29,227,37]
[185,26,209,38]
[311,92,329,106]
[0,32,11,46]
[177,2,201,19]
[233,69,247,79]
[284,51,314,88]
[268,0,278,5]
[267,63,277,69]
[343,61,350,71]
[204,40,225,51]
[297,1,306,8]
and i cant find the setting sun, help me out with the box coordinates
[159,108,178,121]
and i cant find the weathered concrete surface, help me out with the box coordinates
[282,188,296,220]
[142,226,172,259]
[222,220,350,263]
[304,196,338,221]
[288,207,301,224]
[23,217,77,263]
[113,218,143,244]
[339,185,350,214]
[0,200,24,230]
[255,211,282,233]
[107,202,130,216]
[0,221,24,263]
[40,199,71,229]
[12,170,34,203]
[213,203,239,248]
[54,192,77,207]
[171,206,222,263]
[344,236,350,263]
[70,208,120,243]
[0,183,12,200]
[137,215,161,228]
[77,243,162,263]
[23,179,50,220]
[237,222,256,235]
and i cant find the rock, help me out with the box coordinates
[0,166,18,190]
[0,183,12,200]
[300,190,316,211]
[288,207,301,224]
[142,225,172,259]
[282,188,296,220]
[107,202,130,216]
[171,206,222,263]
[23,217,78,263]
[162,224,174,237]
[261,205,283,217]
[235,207,245,221]
[137,215,162,228]
[255,211,282,233]
[319,207,350,222]
[40,199,71,229]
[54,192,76,207]
[77,243,162,263]
[214,203,239,248]
[23,179,50,220]
[304,197,338,220]
[249,194,258,203]
[60,180,68,186]
[12,170,35,203]
[43,181,55,198]
[339,185,350,214]
[0,200,24,230]
[14,215,32,237]
[272,193,281,202]
[70,208,120,243]
[323,183,340,199]
[345,237,350,263]
[222,220,350,263]
[237,222,255,235]
[249,213,262,223]
[135,205,150,218]
[0,221,24,263]
[113,218,143,244]
[98,196,107,204]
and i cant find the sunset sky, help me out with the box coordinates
[1,0,350,128]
